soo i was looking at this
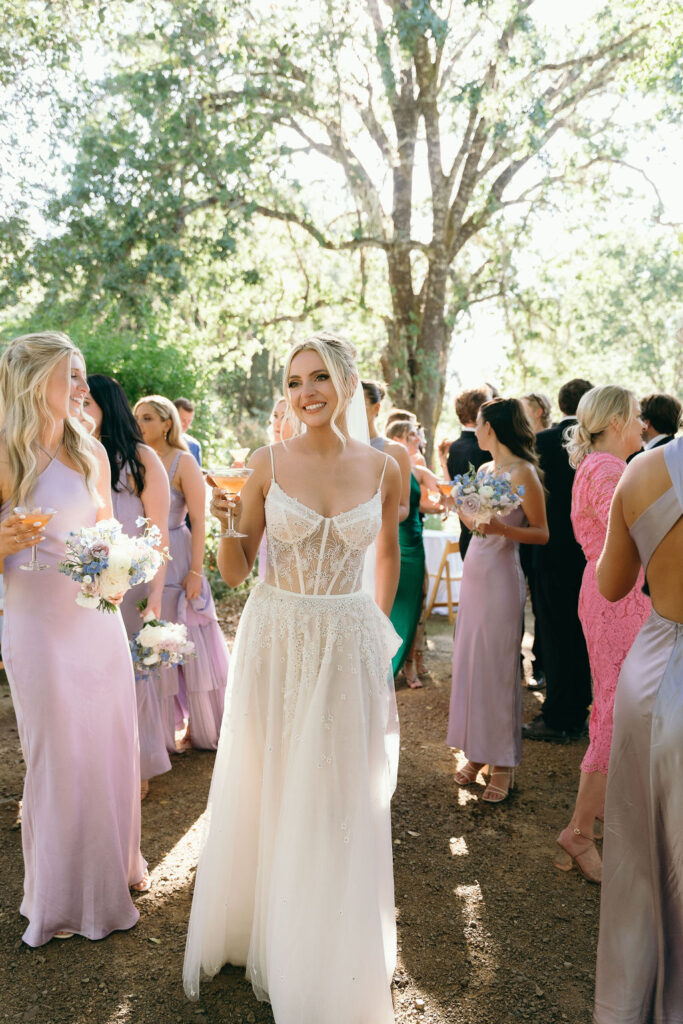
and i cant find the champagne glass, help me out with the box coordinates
[14,506,57,572]
[229,446,250,468]
[211,467,253,538]
[437,481,454,498]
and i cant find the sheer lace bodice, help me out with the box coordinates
[264,447,386,596]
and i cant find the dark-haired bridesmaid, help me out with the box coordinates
[84,375,171,797]
[447,398,549,803]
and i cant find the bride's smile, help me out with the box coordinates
[287,349,339,425]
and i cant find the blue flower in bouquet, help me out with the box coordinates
[59,518,168,613]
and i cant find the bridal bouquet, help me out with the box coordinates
[58,517,168,613]
[451,465,524,538]
[130,619,195,674]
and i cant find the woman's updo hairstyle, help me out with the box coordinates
[385,419,413,442]
[523,392,552,430]
[283,331,359,445]
[480,397,540,472]
[564,385,637,468]
[362,379,386,406]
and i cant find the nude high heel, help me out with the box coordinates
[482,768,515,803]
[554,827,602,884]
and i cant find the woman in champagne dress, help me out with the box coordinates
[84,375,171,793]
[447,398,549,803]
[183,332,402,1024]
[593,436,683,1022]
[555,387,650,883]
[0,332,147,946]
[135,395,228,751]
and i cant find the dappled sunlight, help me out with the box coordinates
[454,882,500,980]
[449,835,468,856]
[139,812,207,910]
[103,997,131,1024]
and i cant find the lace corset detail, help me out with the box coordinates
[264,481,382,596]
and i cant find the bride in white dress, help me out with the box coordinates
[183,332,402,1023]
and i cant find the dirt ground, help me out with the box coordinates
[0,602,599,1024]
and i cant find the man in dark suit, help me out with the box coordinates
[639,392,681,452]
[446,387,491,560]
[523,378,594,742]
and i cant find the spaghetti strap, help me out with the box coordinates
[168,451,183,487]
[379,453,389,489]
[269,444,276,481]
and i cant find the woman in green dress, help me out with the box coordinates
[386,420,442,687]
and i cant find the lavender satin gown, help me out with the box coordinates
[2,458,146,946]
[111,463,171,782]
[447,507,527,766]
[594,437,683,1024]
[158,453,228,751]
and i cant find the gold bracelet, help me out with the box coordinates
[188,569,202,578]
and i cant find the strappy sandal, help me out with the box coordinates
[130,871,151,894]
[454,761,485,786]
[555,827,602,884]
[482,768,515,803]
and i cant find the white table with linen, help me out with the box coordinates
[423,527,463,615]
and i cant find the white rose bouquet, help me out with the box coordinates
[58,517,168,613]
[130,618,195,674]
[451,464,525,538]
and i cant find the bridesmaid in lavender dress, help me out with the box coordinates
[134,396,228,751]
[0,333,147,946]
[593,436,683,1023]
[447,398,549,803]
[84,375,171,796]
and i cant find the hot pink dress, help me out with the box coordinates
[571,452,650,773]
[1,457,146,945]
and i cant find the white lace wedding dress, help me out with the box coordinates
[183,446,400,1024]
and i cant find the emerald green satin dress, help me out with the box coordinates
[390,472,426,675]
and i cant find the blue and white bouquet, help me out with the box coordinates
[451,464,524,538]
[58,517,168,613]
[130,618,195,674]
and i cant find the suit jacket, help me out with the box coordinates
[533,418,585,573]
[447,430,490,559]
[650,434,675,450]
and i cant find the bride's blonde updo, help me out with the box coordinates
[564,385,638,468]
[282,331,359,445]
[0,331,100,508]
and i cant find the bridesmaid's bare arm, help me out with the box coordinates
[92,442,115,520]
[138,444,171,618]
[374,457,401,617]
[176,452,208,601]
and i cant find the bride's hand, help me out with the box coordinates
[210,488,240,530]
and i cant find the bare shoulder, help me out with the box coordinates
[88,436,110,469]
[511,460,542,488]
[137,443,164,470]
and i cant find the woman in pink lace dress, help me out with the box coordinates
[555,386,650,883]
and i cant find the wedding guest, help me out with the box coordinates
[446,387,492,559]
[447,398,548,803]
[174,397,202,465]
[0,332,148,945]
[639,392,681,451]
[593,437,683,1022]
[386,419,441,687]
[521,392,552,434]
[519,392,552,690]
[437,438,451,479]
[523,378,594,742]
[554,386,650,883]
[184,331,402,1024]
[134,396,228,752]
[84,375,171,797]
[362,379,411,522]
[385,407,417,430]
[269,395,294,444]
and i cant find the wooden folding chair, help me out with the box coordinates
[426,539,463,624]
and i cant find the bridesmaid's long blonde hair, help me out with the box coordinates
[0,332,100,508]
